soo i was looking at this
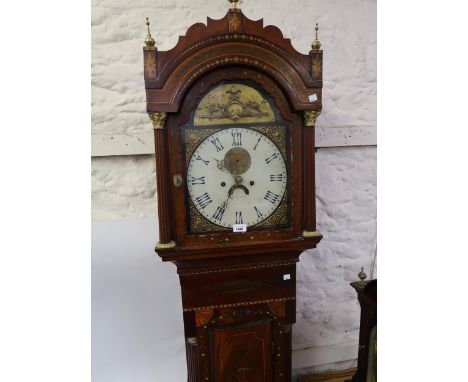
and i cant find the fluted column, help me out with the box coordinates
[302,111,321,238]
[149,112,176,249]
[186,337,200,382]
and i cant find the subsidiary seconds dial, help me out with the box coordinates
[187,127,287,228]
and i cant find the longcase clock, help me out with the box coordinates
[143,1,324,380]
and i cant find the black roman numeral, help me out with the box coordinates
[254,206,264,219]
[212,205,226,222]
[231,132,242,147]
[269,174,283,182]
[195,192,212,209]
[265,153,278,164]
[191,176,205,185]
[235,211,243,224]
[195,155,209,166]
[253,137,261,150]
[264,190,280,204]
[210,137,224,152]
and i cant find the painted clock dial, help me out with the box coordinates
[187,127,287,228]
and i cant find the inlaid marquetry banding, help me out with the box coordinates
[180,261,296,276]
[177,34,296,65]
[171,55,298,104]
[183,296,295,312]
[195,308,214,327]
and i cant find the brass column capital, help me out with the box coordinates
[303,110,321,127]
[148,112,167,129]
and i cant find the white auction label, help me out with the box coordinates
[233,224,247,233]
[283,274,291,281]
[308,93,318,102]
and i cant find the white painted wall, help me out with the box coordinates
[91,0,376,379]
[92,218,186,382]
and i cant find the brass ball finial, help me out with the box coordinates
[229,0,239,10]
[358,266,367,286]
[144,17,155,49]
[311,22,321,51]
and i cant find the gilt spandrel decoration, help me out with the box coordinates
[184,128,221,167]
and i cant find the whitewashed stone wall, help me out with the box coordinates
[91,0,376,376]
[294,146,376,374]
[91,0,376,155]
[92,155,156,220]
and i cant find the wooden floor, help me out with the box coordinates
[298,368,355,382]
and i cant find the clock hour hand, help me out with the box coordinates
[213,158,226,171]
[220,194,232,209]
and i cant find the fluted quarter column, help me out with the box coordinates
[149,112,176,249]
[186,337,200,382]
[302,110,321,238]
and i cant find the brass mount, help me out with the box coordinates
[144,17,156,49]
[303,230,321,238]
[148,112,167,129]
[303,110,321,127]
[155,241,177,250]
[311,23,321,51]
[358,266,368,287]
[229,0,239,10]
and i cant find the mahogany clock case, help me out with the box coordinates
[143,7,324,382]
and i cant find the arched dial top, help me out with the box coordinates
[187,127,287,228]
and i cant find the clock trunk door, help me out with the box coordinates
[210,321,273,382]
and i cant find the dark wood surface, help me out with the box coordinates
[180,263,296,311]
[144,6,323,381]
[144,9,322,113]
[153,129,174,244]
[211,321,273,382]
[350,280,377,382]
[303,124,317,232]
